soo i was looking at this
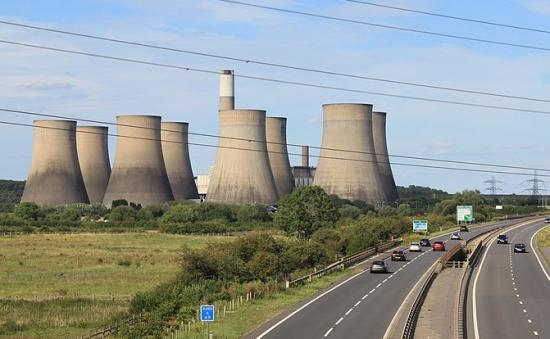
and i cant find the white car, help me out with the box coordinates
[450,233,462,240]
[409,242,422,252]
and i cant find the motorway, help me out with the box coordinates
[469,221,550,339]
[246,218,532,339]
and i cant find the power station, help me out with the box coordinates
[266,117,294,198]
[313,103,387,206]
[219,70,235,111]
[76,126,111,204]
[207,109,279,205]
[21,120,89,205]
[372,112,398,203]
[102,115,174,206]
[161,122,199,200]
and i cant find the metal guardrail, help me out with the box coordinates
[286,239,397,288]
[402,269,438,339]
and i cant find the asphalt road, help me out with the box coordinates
[247,219,528,339]
[470,221,550,339]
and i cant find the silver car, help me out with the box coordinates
[409,242,422,252]
[370,260,388,273]
[450,233,461,240]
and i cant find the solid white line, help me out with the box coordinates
[335,317,344,325]
[472,219,538,339]
[256,269,366,338]
[530,226,550,282]
[323,327,333,337]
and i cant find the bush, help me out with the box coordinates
[339,205,361,219]
[14,202,43,220]
[108,206,137,222]
[236,205,272,223]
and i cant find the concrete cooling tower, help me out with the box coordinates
[372,112,398,203]
[161,122,199,200]
[76,126,111,204]
[207,109,278,205]
[103,115,174,206]
[313,103,386,206]
[266,117,294,197]
[219,70,235,111]
[21,120,89,205]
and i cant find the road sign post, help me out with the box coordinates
[412,220,428,233]
[457,205,474,224]
[200,305,215,338]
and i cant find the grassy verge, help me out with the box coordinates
[182,268,361,338]
[0,232,233,338]
[537,225,550,248]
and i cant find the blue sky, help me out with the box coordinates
[1,0,550,194]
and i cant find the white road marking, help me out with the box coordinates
[345,308,353,316]
[354,301,361,307]
[530,227,550,282]
[519,301,523,305]
[323,327,333,337]
[523,309,527,313]
[534,331,539,336]
[335,317,344,325]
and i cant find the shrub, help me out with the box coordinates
[14,202,43,220]
[109,206,137,222]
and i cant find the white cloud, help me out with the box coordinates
[518,0,550,15]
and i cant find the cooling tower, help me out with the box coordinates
[21,120,89,205]
[103,115,174,206]
[161,122,199,200]
[76,126,111,204]
[219,70,235,111]
[207,109,278,205]
[266,117,294,198]
[372,112,398,203]
[313,103,386,206]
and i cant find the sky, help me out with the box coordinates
[1,0,550,194]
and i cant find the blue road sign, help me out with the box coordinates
[200,305,215,322]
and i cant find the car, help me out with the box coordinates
[409,242,422,252]
[419,238,431,247]
[460,225,469,232]
[450,233,462,240]
[545,216,550,223]
[391,250,406,261]
[370,260,388,273]
[432,241,446,251]
[497,234,508,244]
[514,243,527,253]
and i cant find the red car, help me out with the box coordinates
[432,241,446,251]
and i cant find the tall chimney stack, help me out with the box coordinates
[219,70,235,111]
[313,103,386,206]
[301,145,309,167]
[76,126,111,204]
[21,120,89,205]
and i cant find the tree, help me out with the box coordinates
[275,186,339,239]
[14,202,43,220]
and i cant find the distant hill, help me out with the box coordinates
[0,179,25,211]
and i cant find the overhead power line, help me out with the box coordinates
[215,0,550,53]
[2,107,550,174]
[2,118,550,178]
[345,0,550,35]
[0,20,548,103]
[3,39,550,118]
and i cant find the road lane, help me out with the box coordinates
[472,222,550,339]
[249,218,529,339]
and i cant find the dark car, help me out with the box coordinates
[460,225,469,232]
[391,250,406,261]
[545,216,550,224]
[432,241,446,251]
[514,243,527,253]
[370,260,388,273]
[419,238,431,247]
[497,234,508,244]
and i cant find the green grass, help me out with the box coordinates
[0,232,233,338]
[537,226,550,248]
[178,268,361,338]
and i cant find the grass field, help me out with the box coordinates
[0,232,233,337]
[537,225,550,248]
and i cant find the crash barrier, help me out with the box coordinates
[286,239,398,288]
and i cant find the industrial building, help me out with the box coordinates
[21,120,89,205]
[103,115,174,206]
[76,126,111,204]
[313,103,387,206]
[161,122,199,200]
